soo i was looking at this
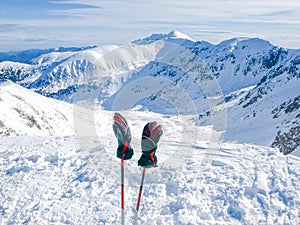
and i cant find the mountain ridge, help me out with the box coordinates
[0,31,299,154]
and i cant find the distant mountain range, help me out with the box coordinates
[0,30,299,154]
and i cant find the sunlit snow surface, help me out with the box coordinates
[1,135,299,225]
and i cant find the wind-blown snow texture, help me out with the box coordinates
[0,31,300,224]
[1,135,300,224]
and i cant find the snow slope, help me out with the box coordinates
[0,81,74,136]
[0,136,299,225]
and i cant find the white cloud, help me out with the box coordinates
[0,0,299,50]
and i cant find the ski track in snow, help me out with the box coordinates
[0,136,299,225]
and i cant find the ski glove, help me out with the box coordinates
[138,121,163,168]
[113,113,134,160]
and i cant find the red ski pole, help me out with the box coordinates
[121,141,128,225]
[133,167,146,225]
[113,113,134,225]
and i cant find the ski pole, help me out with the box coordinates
[121,142,128,225]
[121,157,125,225]
[133,167,147,225]
[113,113,134,225]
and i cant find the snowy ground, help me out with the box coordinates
[1,133,299,225]
[1,81,300,224]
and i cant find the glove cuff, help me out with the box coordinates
[117,145,134,160]
[138,153,157,168]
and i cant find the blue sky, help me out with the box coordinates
[0,0,299,51]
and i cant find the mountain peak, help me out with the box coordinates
[132,30,194,45]
[167,30,194,41]
[215,37,273,52]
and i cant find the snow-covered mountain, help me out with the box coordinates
[0,46,97,64]
[0,31,300,225]
[1,31,299,154]
[133,30,195,45]
[0,81,74,136]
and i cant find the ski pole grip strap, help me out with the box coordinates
[142,147,157,155]
[123,141,129,150]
